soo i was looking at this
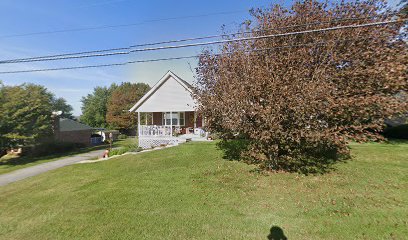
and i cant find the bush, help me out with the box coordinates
[118,134,128,140]
[108,148,129,157]
[123,142,139,151]
[194,1,407,173]
[108,143,141,157]
[217,137,347,174]
[217,138,250,161]
[207,132,220,140]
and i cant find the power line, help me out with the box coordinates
[0,18,404,64]
[128,15,391,48]
[0,10,247,39]
[0,37,381,74]
[0,15,393,63]
[128,19,403,52]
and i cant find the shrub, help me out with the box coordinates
[194,0,407,173]
[207,132,220,140]
[108,143,141,157]
[108,148,129,157]
[217,138,250,161]
[117,134,128,140]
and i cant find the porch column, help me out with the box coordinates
[170,111,173,137]
[137,112,141,136]
[194,112,197,129]
[145,113,147,125]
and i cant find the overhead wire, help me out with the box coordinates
[0,14,398,64]
[0,36,382,74]
[0,18,404,65]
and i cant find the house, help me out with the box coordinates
[129,71,207,149]
[54,118,93,146]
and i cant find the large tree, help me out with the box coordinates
[106,82,150,133]
[0,84,54,157]
[80,84,117,128]
[194,0,407,172]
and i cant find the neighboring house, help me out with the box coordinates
[54,118,93,146]
[129,70,207,149]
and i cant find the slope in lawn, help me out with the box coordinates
[0,141,407,239]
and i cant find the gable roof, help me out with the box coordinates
[59,118,93,132]
[129,71,196,112]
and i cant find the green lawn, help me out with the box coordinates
[0,138,137,175]
[0,141,407,239]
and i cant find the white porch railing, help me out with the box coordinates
[138,125,208,149]
[138,125,179,149]
[139,125,181,137]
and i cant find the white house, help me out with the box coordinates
[129,71,206,149]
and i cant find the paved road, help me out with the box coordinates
[0,149,106,187]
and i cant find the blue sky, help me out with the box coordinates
[0,0,403,115]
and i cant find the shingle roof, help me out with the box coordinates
[59,118,93,132]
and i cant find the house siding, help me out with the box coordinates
[55,130,92,146]
[196,114,203,128]
[136,75,195,112]
[185,111,194,128]
[153,112,163,125]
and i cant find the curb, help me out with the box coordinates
[76,145,177,164]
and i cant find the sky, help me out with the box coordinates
[0,0,403,115]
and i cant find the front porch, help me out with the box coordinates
[137,112,207,149]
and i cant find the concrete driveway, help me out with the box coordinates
[0,149,106,187]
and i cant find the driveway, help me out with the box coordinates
[0,149,106,187]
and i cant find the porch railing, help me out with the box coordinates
[139,125,179,137]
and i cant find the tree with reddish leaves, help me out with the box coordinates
[106,82,150,134]
[194,0,407,173]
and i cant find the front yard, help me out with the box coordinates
[0,141,406,239]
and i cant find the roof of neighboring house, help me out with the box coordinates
[59,118,93,132]
[129,70,196,113]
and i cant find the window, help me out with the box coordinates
[179,112,185,126]
[162,112,185,126]
[162,112,170,125]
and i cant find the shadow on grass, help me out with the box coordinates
[267,226,287,240]
[217,139,347,175]
[384,138,408,145]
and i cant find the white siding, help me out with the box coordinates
[137,76,196,112]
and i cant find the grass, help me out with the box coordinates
[0,141,407,239]
[0,138,137,175]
